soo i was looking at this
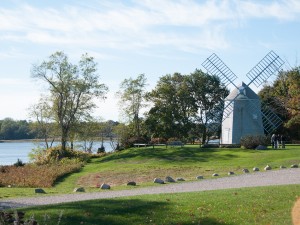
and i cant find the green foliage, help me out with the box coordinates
[259,67,300,139]
[145,70,228,142]
[240,135,269,149]
[31,51,108,152]
[117,74,148,137]
[0,118,35,140]
[0,161,83,187]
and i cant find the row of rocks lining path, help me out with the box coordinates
[1,168,300,210]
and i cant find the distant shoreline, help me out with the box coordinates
[0,139,45,143]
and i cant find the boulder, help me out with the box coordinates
[280,165,287,169]
[212,173,219,177]
[264,165,272,170]
[73,187,85,192]
[196,175,204,180]
[165,176,176,183]
[256,145,267,150]
[228,171,235,175]
[242,168,249,173]
[291,164,299,168]
[127,181,137,186]
[100,183,111,189]
[253,167,260,172]
[154,178,165,184]
[35,188,46,194]
[176,178,185,181]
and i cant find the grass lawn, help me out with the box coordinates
[13,184,300,225]
[1,145,300,199]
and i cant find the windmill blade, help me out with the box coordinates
[246,51,284,88]
[202,53,238,88]
[222,99,235,121]
[241,98,283,134]
[261,103,283,134]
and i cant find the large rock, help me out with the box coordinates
[212,173,219,177]
[165,176,176,183]
[154,178,165,184]
[253,167,260,172]
[242,168,249,173]
[280,165,287,169]
[256,145,267,150]
[100,183,111,189]
[228,171,235,175]
[291,164,299,168]
[196,175,204,180]
[73,187,85,192]
[127,181,137,186]
[264,165,272,170]
[176,177,185,181]
[35,188,46,194]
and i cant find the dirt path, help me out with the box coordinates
[1,168,300,210]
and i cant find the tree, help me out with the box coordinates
[187,69,229,144]
[29,97,57,149]
[145,73,195,140]
[0,118,33,140]
[259,67,300,139]
[116,74,147,138]
[145,70,228,143]
[31,51,108,154]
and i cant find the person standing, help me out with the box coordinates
[271,134,276,149]
[281,134,286,149]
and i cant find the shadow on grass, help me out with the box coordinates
[53,167,84,186]
[22,198,230,225]
[96,146,239,164]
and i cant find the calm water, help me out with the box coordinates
[0,141,114,165]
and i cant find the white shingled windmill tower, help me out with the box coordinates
[202,51,284,144]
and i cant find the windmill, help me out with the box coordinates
[202,51,284,144]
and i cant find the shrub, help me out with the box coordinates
[13,158,25,167]
[240,135,269,149]
[97,145,105,153]
[150,138,167,144]
[30,146,92,165]
[122,136,147,149]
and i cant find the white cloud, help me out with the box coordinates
[0,1,298,68]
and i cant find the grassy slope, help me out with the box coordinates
[20,184,300,225]
[1,145,300,198]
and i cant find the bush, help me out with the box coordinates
[122,136,147,149]
[29,146,92,165]
[97,145,105,153]
[240,135,269,149]
[13,158,25,167]
[150,137,167,144]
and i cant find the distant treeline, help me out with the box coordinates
[0,118,34,140]
[0,118,119,141]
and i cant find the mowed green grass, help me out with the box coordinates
[1,145,300,199]
[18,184,300,225]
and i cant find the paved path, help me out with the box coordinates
[1,168,300,209]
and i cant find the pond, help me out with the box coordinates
[0,141,114,165]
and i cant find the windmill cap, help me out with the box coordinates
[226,82,260,100]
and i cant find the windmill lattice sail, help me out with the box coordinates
[202,51,284,144]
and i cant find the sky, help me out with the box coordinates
[0,0,300,122]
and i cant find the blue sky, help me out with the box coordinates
[0,0,300,121]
